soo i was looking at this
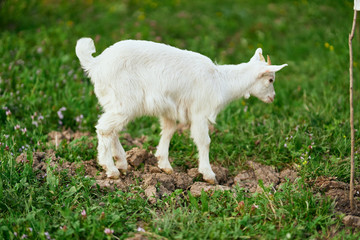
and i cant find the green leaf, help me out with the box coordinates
[200,190,208,213]
[64,186,77,198]
[188,191,198,210]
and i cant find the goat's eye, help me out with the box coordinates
[269,78,274,83]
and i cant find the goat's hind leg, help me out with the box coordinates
[96,112,128,179]
[111,132,128,174]
[156,117,177,174]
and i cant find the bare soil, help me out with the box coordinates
[16,146,300,202]
[14,131,360,227]
[309,176,360,217]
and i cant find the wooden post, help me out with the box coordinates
[349,9,357,211]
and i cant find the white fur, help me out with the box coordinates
[75,38,287,183]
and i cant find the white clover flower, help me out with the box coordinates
[137,227,145,232]
[104,228,114,235]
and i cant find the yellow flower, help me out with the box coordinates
[138,12,145,21]
[324,42,330,48]
[329,45,334,51]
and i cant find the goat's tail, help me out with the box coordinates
[75,37,96,74]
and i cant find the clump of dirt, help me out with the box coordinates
[189,182,232,197]
[127,147,157,168]
[309,176,360,217]
[343,215,360,228]
[233,161,298,193]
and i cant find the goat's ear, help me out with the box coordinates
[250,48,264,62]
[262,64,288,73]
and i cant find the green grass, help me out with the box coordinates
[1,0,360,239]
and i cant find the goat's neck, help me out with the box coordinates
[217,63,256,104]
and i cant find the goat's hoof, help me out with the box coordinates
[161,168,174,175]
[106,169,120,179]
[199,169,217,185]
[204,178,217,185]
[116,162,128,175]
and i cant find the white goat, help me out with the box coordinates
[75,38,287,184]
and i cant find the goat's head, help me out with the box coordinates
[246,48,288,103]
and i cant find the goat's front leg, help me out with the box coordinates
[96,112,128,179]
[190,117,216,184]
[156,117,177,174]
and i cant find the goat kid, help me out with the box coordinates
[75,38,287,184]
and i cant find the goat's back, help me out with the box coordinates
[86,40,222,122]
[91,40,219,97]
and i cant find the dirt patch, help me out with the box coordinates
[343,215,360,228]
[309,176,360,217]
[21,144,301,202]
[16,150,103,179]
[22,131,360,226]
[48,129,92,148]
[233,161,298,193]
[21,147,360,220]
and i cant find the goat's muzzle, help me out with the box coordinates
[267,96,274,103]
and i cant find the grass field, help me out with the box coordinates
[1,0,360,239]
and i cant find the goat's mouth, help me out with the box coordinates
[267,96,274,103]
